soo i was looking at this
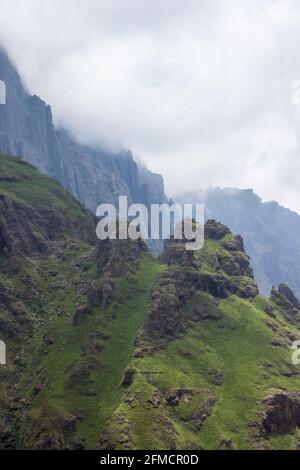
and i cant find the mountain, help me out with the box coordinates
[0,48,167,213]
[175,188,300,298]
[1,151,300,450]
[0,151,162,449]
[1,46,300,289]
[103,220,300,450]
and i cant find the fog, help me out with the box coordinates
[1,0,300,212]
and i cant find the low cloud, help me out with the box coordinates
[0,0,300,212]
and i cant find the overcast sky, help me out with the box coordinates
[0,0,300,212]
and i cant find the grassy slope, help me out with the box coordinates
[0,152,164,449]
[20,251,163,449]
[107,238,300,450]
[0,152,84,218]
[1,152,300,450]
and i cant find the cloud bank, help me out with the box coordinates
[0,0,300,212]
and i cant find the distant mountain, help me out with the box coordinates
[176,188,300,297]
[0,48,167,213]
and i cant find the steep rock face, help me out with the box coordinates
[55,129,163,211]
[137,165,166,205]
[277,284,300,310]
[0,194,50,257]
[0,48,167,214]
[141,275,183,341]
[0,154,97,255]
[0,50,58,175]
[176,188,300,298]
[271,284,300,323]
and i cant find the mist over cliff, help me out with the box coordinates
[0,48,167,213]
[2,46,300,297]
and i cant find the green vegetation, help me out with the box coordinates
[105,293,300,449]
[0,153,85,218]
[18,250,163,449]
[105,227,300,450]
[1,152,300,450]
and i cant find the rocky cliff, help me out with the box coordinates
[0,48,167,213]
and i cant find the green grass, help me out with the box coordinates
[17,250,164,449]
[0,152,85,219]
[75,255,165,448]
[107,293,300,450]
[2,151,300,450]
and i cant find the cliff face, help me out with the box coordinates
[0,50,58,175]
[0,48,167,213]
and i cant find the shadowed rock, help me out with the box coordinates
[262,392,300,435]
[271,284,300,321]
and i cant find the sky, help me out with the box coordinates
[0,0,300,212]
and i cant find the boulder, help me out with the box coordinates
[278,284,300,310]
[73,306,89,326]
[261,392,300,434]
[205,220,231,240]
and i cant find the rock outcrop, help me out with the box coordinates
[96,237,148,277]
[0,180,96,258]
[277,284,300,310]
[271,284,300,323]
[139,220,258,346]
[261,392,300,435]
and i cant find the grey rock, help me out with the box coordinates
[0,48,168,229]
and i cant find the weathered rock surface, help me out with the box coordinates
[205,219,231,240]
[0,190,96,260]
[271,284,300,322]
[261,392,300,435]
[140,221,258,346]
[96,237,148,277]
[87,275,114,310]
[0,277,28,337]
[278,284,300,309]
